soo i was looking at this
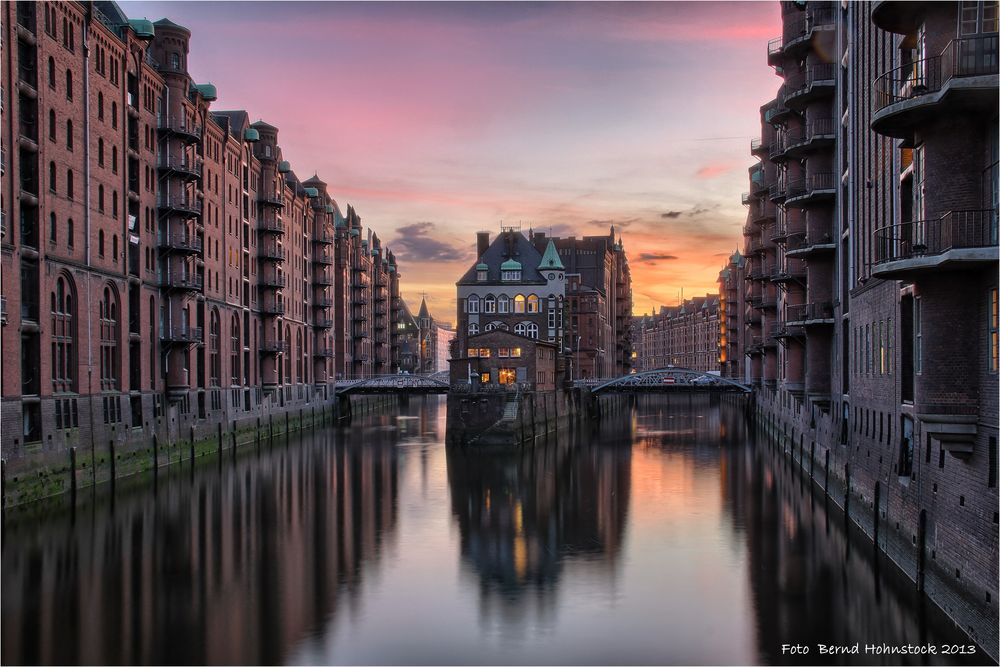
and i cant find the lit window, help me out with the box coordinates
[510,347,522,358]
[990,288,998,372]
[478,348,491,358]
[480,372,491,383]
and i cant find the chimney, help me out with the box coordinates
[477,231,490,258]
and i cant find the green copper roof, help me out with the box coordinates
[500,259,522,271]
[325,204,335,213]
[538,239,564,270]
[350,228,360,237]
[128,19,155,39]
[244,128,260,142]
[194,83,217,101]
[476,262,489,271]
[277,160,291,173]
[304,187,319,197]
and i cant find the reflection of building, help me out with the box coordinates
[446,436,630,598]
[632,295,721,372]
[734,2,998,656]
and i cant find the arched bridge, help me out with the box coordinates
[579,368,751,394]
[336,371,450,395]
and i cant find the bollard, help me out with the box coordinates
[69,447,78,501]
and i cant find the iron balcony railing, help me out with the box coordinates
[314,297,334,307]
[164,273,204,291]
[742,192,752,205]
[783,118,836,152]
[313,230,334,244]
[782,6,836,50]
[313,317,334,328]
[785,172,836,200]
[786,301,835,323]
[874,35,999,113]
[156,114,203,140]
[261,302,285,316]
[873,209,998,265]
[784,63,836,101]
[159,233,203,254]
[160,324,203,343]
[767,37,783,59]
[157,154,203,177]
[260,340,289,354]
[259,246,286,261]
[157,195,203,216]
[260,274,286,288]
[314,347,334,357]
[259,192,283,207]
[259,219,285,234]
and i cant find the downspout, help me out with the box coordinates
[83,10,96,481]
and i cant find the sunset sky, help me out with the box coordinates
[129,1,782,323]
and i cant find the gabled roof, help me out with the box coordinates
[457,230,547,285]
[211,110,251,139]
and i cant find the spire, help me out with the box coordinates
[418,296,430,319]
[538,239,565,271]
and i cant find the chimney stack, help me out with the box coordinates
[477,231,490,258]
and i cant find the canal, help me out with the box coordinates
[1,396,985,665]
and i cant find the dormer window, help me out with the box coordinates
[476,262,488,281]
[500,259,521,282]
[502,270,521,281]
[477,270,487,281]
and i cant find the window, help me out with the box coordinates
[467,348,479,358]
[231,317,241,384]
[990,437,997,488]
[990,288,998,372]
[66,169,74,199]
[467,295,480,314]
[112,102,117,129]
[49,162,56,192]
[171,52,181,70]
[112,235,118,262]
[65,69,72,100]
[112,146,118,174]
[498,347,509,358]
[49,110,56,141]
[99,286,119,391]
[527,294,539,313]
[98,230,105,257]
[478,348,491,358]
[514,294,526,313]
[480,372,491,383]
[66,119,73,151]
[98,185,105,212]
[510,347,522,358]
[477,269,488,281]
[51,276,76,392]
[899,415,914,477]
[498,368,516,385]
[484,294,496,313]
[48,57,55,88]
[67,219,74,248]
[98,138,104,166]
[98,92,104,120]
[49,213,57,243]
[498,295,510,313]
[914,297,922,374]
[468,322,479,335]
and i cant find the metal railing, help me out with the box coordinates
[784,63,836,100]
[259,219,285,233]
[156,114,203,139]
[157,154,202,175]
[786,301,835,323]
[261,340,289,353]
[873,209,998,264]
[161,324,203,343]
[159,233,203,253]
[157,195,202,215]
[875,36,998,113]
[786,172,836,200]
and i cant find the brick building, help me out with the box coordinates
[1,2,405,471]
[717,250,746,380]
[414,297,454,374]
[739,0,998,654]
[631,294,721,373]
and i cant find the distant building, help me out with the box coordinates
[395,300,421,373]
[717,251,746,380]
[415,297,453,373]
[632,295,721,373]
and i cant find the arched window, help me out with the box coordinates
[98,138,104,166]
[284,326,292,383]
[49,110,56,141]
[99,285,119,390]
[48,57,55,88]
[65,69,72,100]
[171,52,181,70]
[468,322,479,335]
[514,294,526,313]
[49,213,57,243]
[296,329,304,383]
[514,322,526,336]
[112,192,118,218]
[98,185,105,212]
[485,321,508,332]
[112,235,118,262]
[97,92,104,120]
[467,294,480,314]
[149,297,156,390]
[67,169,73,198]
[49,162,56,192]
[498,294,510,314]
[112,146,118,173]
[209,310,220,387]
[51,275,76,392]
[67,219,74,248]
[527,294,539,313]
[526,322,539,339]
[66,119,73,151]
[231,316,241,385]
[484,294,496,313]
[112,101,117,129]
[98,230,105,257]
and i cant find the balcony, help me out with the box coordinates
[157,155,202,180]
[768,183,787,202]
[770,322,804,341]
[783,63,836,109]
[769,222,787,242]
[785,231,836,258]
[749,294,777,310]
[780,7,836,58]
[259,219,285,235]
[313,230,334,244]
[314,347,334,358]
[785,301,835,326]
[156,115,202,142]
[770,263,807,284]
[784,172,836,207]
[161,324,203,344]
[261,302,285,316]
[157,195,203,218]
[750,137,769,157]
[741,192,752,206]
[872,36,999,139]
[764,101,793,125]
[747,237,764,254]
[872,209,998,278]
[260,274,286,289]
[259,192,283,208]
[870,0,924,35]
[315,274,334,286]
[782,118,836,158]
[312,317,333,329]
[260,340,289,354]
[163,272,203,292]
[751,201,776,224]
[313,252,333,265]
[159,233,204,255]
[313,296,333,308]
[258,245,286,261]
[767,37,783,66]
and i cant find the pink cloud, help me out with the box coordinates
[695,163,736,179]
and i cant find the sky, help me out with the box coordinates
[126,1,782,324]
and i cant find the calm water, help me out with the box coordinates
[1,396,984,665]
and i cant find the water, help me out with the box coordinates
[1,396,985,665]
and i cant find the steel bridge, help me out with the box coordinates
[579,367,751,394]
[335,371,451,395]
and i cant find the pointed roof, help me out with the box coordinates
[418,297,430,319]
[538,239,565,270]
[457,230,547,285]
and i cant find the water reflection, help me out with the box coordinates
[1,395,988,665]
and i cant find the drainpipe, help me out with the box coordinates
[83,12,96,479]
